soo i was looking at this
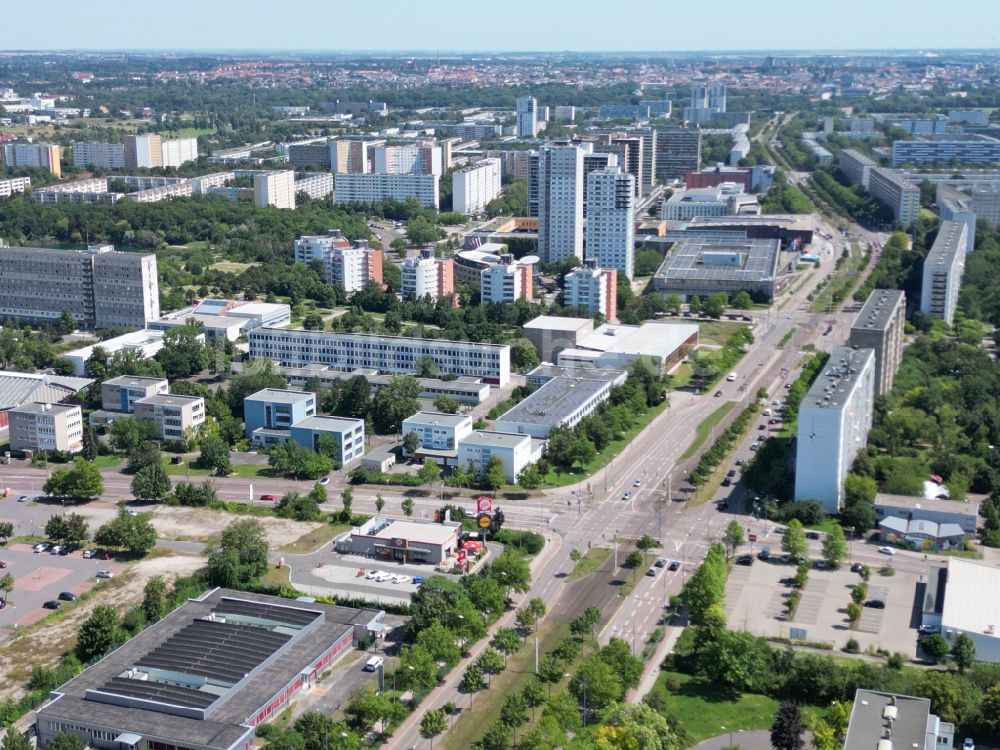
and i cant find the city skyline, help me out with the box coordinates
[3,0,999,53]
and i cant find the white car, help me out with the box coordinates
[96,570,114,579]
[372,571,393,582]
[392,574,411,584]
[49,545,65,555]
[963,739,974,750]
[319,476,330,485]
[82,549,97,559]
[365,569,381,579]
[878,546,896,555]
[33,543,51,553]
[726,372,738,382]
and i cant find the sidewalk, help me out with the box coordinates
[690,729,774,750]
[381,532,564,750]
[630,624,684,701]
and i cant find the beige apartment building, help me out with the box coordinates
[133,394,206,442]
[9,402,84,453]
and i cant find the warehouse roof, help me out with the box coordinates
[0,370,93,411]
[941,558,1000,640]
[496,376,610,427]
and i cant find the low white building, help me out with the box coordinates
[402,411,473,455]
[660,183,759,221]
[64,330,167,377]
[458,430,535,483]
[494,376,613,439]
[927,558,1000,662]
[557,321,699,372]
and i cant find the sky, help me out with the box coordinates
[5,0,999,53]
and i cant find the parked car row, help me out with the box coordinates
[364,569,423,585]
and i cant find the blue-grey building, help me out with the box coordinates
[290,416,365,463]
[244,388,316,436]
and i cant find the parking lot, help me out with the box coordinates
[0,543,124,631]
[725,552,922,655]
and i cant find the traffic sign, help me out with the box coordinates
[476,496,493,514]
[477,513,492,530]
[748,533,757,542]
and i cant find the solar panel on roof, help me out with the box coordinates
[100,677,218,710]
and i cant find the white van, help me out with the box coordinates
[365,656,384,672]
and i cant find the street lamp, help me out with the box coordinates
[565,673,588,728]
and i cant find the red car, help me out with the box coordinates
[259,494,279,502]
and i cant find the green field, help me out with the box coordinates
[161,457,267,479]
[568,547,611,581]
[680,401,736,461]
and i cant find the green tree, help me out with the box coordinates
[44,458,104,501]
[723,520,745,558]
[0,521,12,540]
[0,573,14,604]
[489,550,531,593]
[781,519,808,561]
[979,683,1000,734]
[401,498,414,517]
[275,491,322,522]
[371,375,420,433]
[491,627,522,665]
[109,416,157,455]
[93,509,156,556]
[822,525,848,568]
[624,550,644,568]
[846,602,862,627]
[476,648,506,686]
[126,441,161,474]
[771,701,805,750]
[594,702,678,750]
[1,728,31,750]
[518,463,542,490]
[419,710,447,748]
[484,455,507,490]
[403,431,421,456]
[731,291,753,309]
[206,518,269,587]
[950,632,976,672]
[921,633,949,662]
[917,671,961,724]
[418,460,442,484]
[374,494,385,514]
[131,463,171,502]
[75,605,122,663]
[415,621,462,667]
[571,658,623,712]
[142,575,167,623]
[45,513,89,545]
[461,663,483,694]
[340,486,353,519]
[432,395,460,414]
[46,735,82,750]
[198,434,232,476]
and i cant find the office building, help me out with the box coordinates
[838,149,877,189]
[72,142,126,170]
[133,393,206,442]
[1,142,60,176]
[346,518,460,565]
[553,105,576,122]
[637,128,657,190]
[373,143,442,175]
[9,402,83,454]
[0,244,159,329]
[654,127,700,180]
[253,171,296,210]
[294,231,382,292]
[585,165,635,278]
[101,375,170,414]
[936,185,977,251]
[35,589,384,750]
[480,254,533,304]
[0,176,31,198]
[452,158,501,214]
[949,110,990,126]
[867,168,920,227]
[287,142,333,170]
[458,430,534,483]
[124,134,163,170]
[843,691,954,750]
[563,261,617,321]
[294,173,334,200]
[248,328,511,386]
[402,249,454,302]
[516,96,538,138]
[160,137,198,168]
[893,117,949,135]
[794,346,876,512]
[661,184,759,221]
[556,321,698,371]
[495,374,614,439]
[334,173,439,209]
[892,136,1000,167]
[920,220,968,325]
[244,389,317,436]
[686,163,775,193]
[289,416,365,463]
[849,290,905,398]
[922,558,1000,662]
[402,411,473,458]
[535,144,585,263]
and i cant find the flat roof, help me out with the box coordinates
[687,213,815,232]
[291,415,363,432]
[925,220,967,266]
[852,289,905,333]
[523,315,595,333]
[227,302,290,316]
[245,388,313,404]
[497,376,610,427]
[403,411,472,428]
[844,690,932,750]
[103,375,168,388]
[136,394,203,408]
[941,558,1000,638]
[461,430,530,449]
[360,519,459,546]
[802,346,874,410]
[10,401,79,415]
[576,322,699,359]
[654,234,781,284]
[527,365,627,383]
[37,589,381,750]
[874,493,979,518]
[250,327,510,353]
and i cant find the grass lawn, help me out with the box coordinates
[618,553,656,596]
[777,328,796,349]
[539,399,671,488]
[260,564,292,589]
[810,244,869,314]
[697,320,744,346]
[279,524,350,554]
[672,363,693,388]
[680,402,735,461]
[92,455,124,470]
[568,547,611,581]
[161,457,268,479]
[209,260,259,273]
[440,619,571,750]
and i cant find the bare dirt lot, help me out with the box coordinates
[147,506,326,548]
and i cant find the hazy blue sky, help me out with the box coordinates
[5,0,999,52]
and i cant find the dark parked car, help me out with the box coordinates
[735,555,754,566]
[806,531,821,540]
[42,600,61,610]
[865,599,886,609]
[668,560,681,571]
[714,390,723,397]
[851,562,863,573]
[721,478,732,487]
[726,469,736,477]
[57,591,77,602]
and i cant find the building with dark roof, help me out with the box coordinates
[843,690,953,750]
[849,290,905,397]
[36,589,384,750]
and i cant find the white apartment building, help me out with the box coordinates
[402,250,453,301]
[516,96,538,138]
[294,173,334,200]
[458,430,534,483]
[373,144,442,175]
[65,330,167,377]
[8,402,84,454]
[247,328,512,386]
[294,231,382,292]
[585,165,635,279]
[0,244,159,329]
[794,347,876,512]
[124,134,162,169]
[402,411,473,453]
[564,262,618,321]
[254,170,296,209]
[334,173,439,209]
[133,393,206,442]
[868,168,920,227]
[480,255,532,304]
[72,142,126,170]
[160,137,198,168]
[453,158,501,214]
[1,143,60,176]
[0,176,31,198]
[920,220,968,325]
[536,144,585,264]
